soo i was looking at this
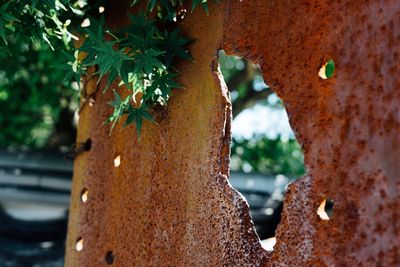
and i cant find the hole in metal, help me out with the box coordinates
[317,198,334,220]
[75,237,83,252]
[88,97,96,107]
[105,250,115,265]
[318,59,335,79]
[260,237,276,251]
[114,155,121,167]
[84,138,92,151]
[80,188,88,203]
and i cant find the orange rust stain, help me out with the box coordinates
[66,1,400,266]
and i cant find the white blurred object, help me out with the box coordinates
[261,237,276,251]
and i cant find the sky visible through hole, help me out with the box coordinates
[232,94,294,141]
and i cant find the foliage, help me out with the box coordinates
[0,0,84,51]
[231,135,305,177]
[0,36,78,148]
[0,0,87,148]
[325,59,335,78]
[64,0,220,136]
[318,58,335,79]
[69,13,191,136]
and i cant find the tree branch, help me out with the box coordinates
[224,59,273,118]
[232,87,273,118]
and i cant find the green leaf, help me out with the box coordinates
[43,0,57,10]
[140,107,155,122]
[125,12,156,37]
[158,0,179,19]
[119,61,133,88]
[0,20,6,45]
[124,104,155,137]
[192,0,203,11]
[123,29,161,51]
[163,29,193,66]
[192,0,209,13]
[191,0,220,14]
[133,49,165,75]
[82,30,132,85]
[145,70,181,101]
[0,2,10,12]
[0,11,19,22]
[131,0,140,7]
[104,68,118,93]
[325,59,335,78]
[107,90,131,134]
[147,0,158,12]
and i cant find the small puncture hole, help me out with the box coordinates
[80,188,88,203]
[318,59,335,79]
[75,237,84,252]
[105,250,115,265]
[88,97,96,107]
[317,198,334,220]
[84,138,92,151]
[114,155,121,167]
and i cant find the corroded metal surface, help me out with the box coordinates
[65,1,266,266]
[66,0,400,266]
[224,0,400,266]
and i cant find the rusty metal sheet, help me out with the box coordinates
[224,0,400,266]
[66,0,400,266]
[65,2,266,266]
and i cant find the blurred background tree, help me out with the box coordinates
[0,0,99,150]
[0,38,79,149]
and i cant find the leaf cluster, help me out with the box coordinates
[231,135,305,177]
[0,0,85,52]
[0,35,79,148]
[68,0,217,136]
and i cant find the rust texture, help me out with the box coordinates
[66,0,400,266]
[224,1,400,266]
